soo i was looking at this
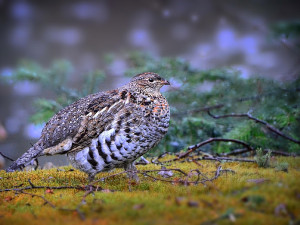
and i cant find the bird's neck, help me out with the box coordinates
[123,84,162,99]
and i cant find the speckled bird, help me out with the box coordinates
[7,72,170,181]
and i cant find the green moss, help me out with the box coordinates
[1,157,300,225]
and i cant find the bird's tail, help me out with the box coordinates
[6,140,44,172]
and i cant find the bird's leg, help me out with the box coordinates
[124,162,139,182]
[88,173,95,183]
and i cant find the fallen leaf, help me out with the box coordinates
[129,181,138,186]
[4,196,13,202]
[46,189,54,194]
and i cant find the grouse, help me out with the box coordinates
[7,72,170,181]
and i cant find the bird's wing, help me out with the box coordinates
[41,89,124,154]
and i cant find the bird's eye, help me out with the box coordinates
[149,78,154,82]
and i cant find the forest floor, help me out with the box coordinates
[0,156,299,225]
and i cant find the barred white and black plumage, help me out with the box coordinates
[7,72,170,181]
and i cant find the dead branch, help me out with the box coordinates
[207,110,300,145]
[221,148,298,157]
[178,137,253,159]
[197,156,256,163]
[263,149,299,157]
[219,148,251,156]
[139,166,230,185]
[0,152,15,161]
[88,166,231,187]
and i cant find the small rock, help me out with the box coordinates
[43,162,56,170]
[158,166,174,178]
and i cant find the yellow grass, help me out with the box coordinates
[0,156,299,225]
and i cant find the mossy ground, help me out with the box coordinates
[0,156,299,225]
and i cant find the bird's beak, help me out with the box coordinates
[162,79,170,85]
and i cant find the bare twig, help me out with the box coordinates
[0,152,15,161]
[178,138,253,159]
[198,156,255,163]
[208,111,300,145]
[263,149,298,157]
[17,190,56,208]
[221,148,298,157]
[140,168,188,176]
[28,179,36,188]
[60,189,94,221]
[189,104,225,113]
[220,148,252,156]
[151,152,180,165]
[0,179,98,193]
[8,180,99,221]
[140,166,230,185]
[16,188,89,220]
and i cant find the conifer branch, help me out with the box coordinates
[207,111,300,145]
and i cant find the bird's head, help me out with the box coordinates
[129,72,170,95]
